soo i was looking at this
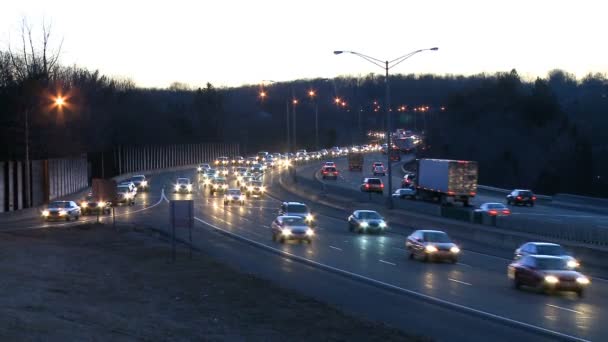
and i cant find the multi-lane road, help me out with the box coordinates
[310,153,608,230]
[2,161,607,341]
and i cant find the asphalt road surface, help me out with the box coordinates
[3,164,606,341]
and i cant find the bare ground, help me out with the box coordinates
[0,223,428,341]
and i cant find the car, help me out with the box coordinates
[373,165,386,176]
[272,153,282,160]
[218,166,230,177]
[129,175,149,191]
[320,149,329,156]
[232,156,245,165]
[330,147,341,156]
[507,189,537,207]
[246,156,258,165]
[210,177,228,195]
[514,242,580,269]
[79,194,112,215]
[250,163,264,175]
[116,185,136,205]
[324,161,336,168]
[118,181,137,196]
[246,180,265,197]
[392,187,416,199]
[42,201,81,221]
[197,163,211,173]
[224,189,246,206]
[508,255,590,297]
[203,168,217,179]
[239,175,254,190]
[371,161,384,172]
[278,202,315,226]
[263,158,275,169]
[347,210,388,234]
[475,203,511,216]
[321,166,339,180]
[257,151,269,161]
[401,173,416,187]
[360,178,384,193]
[381,144,388,154]
[406,230,460,263]
[174,178,193,194]
[271,215,314,244]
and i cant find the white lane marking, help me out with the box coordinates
[193,216,592,342]
[464,250,511,261]
[329,245,343,251]
[457,263,473,268]
[379,259,396,266]
[449,278,472,286]
[546,304,584,315]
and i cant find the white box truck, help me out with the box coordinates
[415,159,478,206]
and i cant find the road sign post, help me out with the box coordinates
[170,200,194,261]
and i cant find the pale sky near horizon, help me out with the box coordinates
[1,0,606,88]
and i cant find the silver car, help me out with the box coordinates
[475,203,511,217]
[42,201,81,221]
[514,242,580,269]
[347,210,388,234]
[271,215,315,244]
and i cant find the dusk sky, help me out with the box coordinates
[2,0,606,88]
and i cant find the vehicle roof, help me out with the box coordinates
[228,188,241,192]
[415,229,447,234]
[133,175,146,178]
[528,255,563,260]
[177,178,190,181]
[278,215,307,220]
[50,200,70,204]
[365,177,382,181]
[354,210,379,214]
[284,201,306,206]
[483,202,505,206]
[527,242,561,247]
[514,189,533,192]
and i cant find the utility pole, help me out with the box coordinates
[24,107,31,208]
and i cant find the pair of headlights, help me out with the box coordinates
[42,210,67,217]
[359,221,387,228]
[544,275,589,285]
[281,228,314,236]
[425,245,460,254]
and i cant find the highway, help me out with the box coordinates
[309,153,608,230]
[2,163,607,341]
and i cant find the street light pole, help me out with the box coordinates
[24,107,31,208]
[334,47,438,209]
[315,102,319,150]
[292,99,298,151]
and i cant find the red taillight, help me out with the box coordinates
[516,196,522,200]
[502,210,510,215]
[365,184,370,188]
[532,196,537,200]
[447,191,455,195]
[380,184,384,188]
[489,210,498,216]
[469,192,476,196]
[322,170,328,174]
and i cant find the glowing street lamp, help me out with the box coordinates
[54,96,66,107]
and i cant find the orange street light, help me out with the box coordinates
[308,90,316,97]
[259,91,267,98]
[293,99,298,105]
[54,95,66,107]
[334,97,341,104]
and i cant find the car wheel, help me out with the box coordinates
[348,223,353,232]
[75,215,80,221]
[513,277,521,290]
[357,228,363,234]
[272,233,276,242]
[65,216,71,222]
[423,254,429,262]
[307,239,312,244]
[451,257,458,264]
[530,202,535,207]
[408,252,414,260]
[576,289,584,298]
[279,237,286,244]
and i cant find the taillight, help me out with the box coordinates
[516,196,522,200]
[380,184,384,188]
[469,192,476,196]
[502,210,510,214]
[489,210,498,216]
[365,184,370,188]
[532,196,537,200]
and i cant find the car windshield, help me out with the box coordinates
[48,202,69,208]
[485,203,506,209]
[536,245,566,255]
[536,258,569,270]
[423,232,451,243]
[358,211,381,220]
[228,190,241,195]
[287,205,307,213]
[215,178,226,183]
[177,179,189,184]
[368,179,382,185]
[282,217,306,226]
[132,176,145,181]
[117,186,129,192]
[252,181,263,186]
[519,191,533,196]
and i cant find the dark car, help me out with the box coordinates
[79,194,112,215]
[508,255,590,297]
[278,202,315,226]
[401,173,416,187]
[361,178,384,193]
[514,242,580,269]
[321,166,339,180]
[507,189,537,206]
[406,230,460,263]
[271,215,314,244]
[347,210,388,234]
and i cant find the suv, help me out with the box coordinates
[361,178,384,193]
[321,166,339,180]
[371,162,384,172]
[506,189,537,207]
[372,165,386,176]
[278,202,315,226]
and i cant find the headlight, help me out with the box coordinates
[240,195,246,201]
[98,202,105,207]
[248,186,254,191]
[141,181,148,186]
[306,228,315,236]
[450,246,461,254]
[281,228,291,236]
[261,186,266,192]
[59,210,67,216]
[567,260,580,268]
[576,277,590,285]
[187,184,193,190]
[544,275,559,284]
[42,210,49,217]
[379,222,387,228]
[125,193,133,199]
[237,176,243,181]
[197,167,202,171]
[305,214,314,221]
[359,222,368,228]
[174,185,180,191]
[81,202,88,208]
[425,245,438,253]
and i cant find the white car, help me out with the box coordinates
[118,181,137,196]
[347,210,387,234]
[42,201,81,221]
[174,178,193,194]
[197,163,211,172]
[224,189,245,206]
